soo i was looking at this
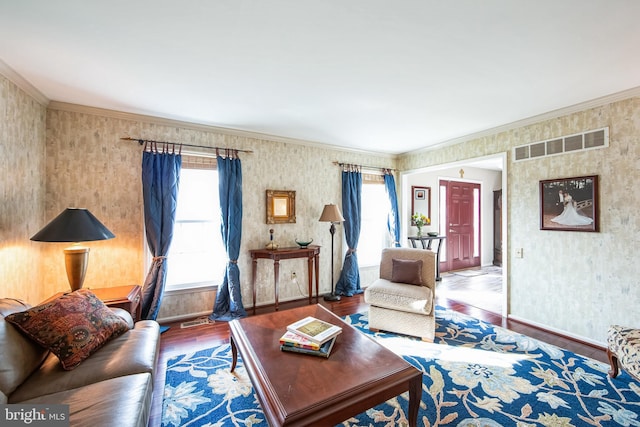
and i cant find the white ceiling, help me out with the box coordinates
[1,1,639,155]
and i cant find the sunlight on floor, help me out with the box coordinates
[375,335,531,368]
[437,266,502,314]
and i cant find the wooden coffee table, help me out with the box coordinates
[229,304,422,426]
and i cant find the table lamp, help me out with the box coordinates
[319,203,345,301]
[31,208,115,292]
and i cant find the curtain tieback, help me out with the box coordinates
[347,248,357,255]
[229,259,238,264]
[152,256,167,262]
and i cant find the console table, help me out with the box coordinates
[407,235,446,281]
[249,245,320,314]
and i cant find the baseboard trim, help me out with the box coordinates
[508,314,606,349]
[158,296,318,324]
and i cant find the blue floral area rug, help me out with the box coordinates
[161,308,640,426]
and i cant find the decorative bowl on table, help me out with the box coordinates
[295,238,313,248]
[427,231,439,237]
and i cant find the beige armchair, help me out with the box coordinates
[364,247,436,341]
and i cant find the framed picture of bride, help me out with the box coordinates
[539,175,598,232]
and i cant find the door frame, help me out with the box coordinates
[400,153,508,317]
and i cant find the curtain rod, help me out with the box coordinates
[120,137,253,154]
[333,161,396,172]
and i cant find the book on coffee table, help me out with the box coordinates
[279,330,321,350]
[286,316,342,345]
[280,335,337,358]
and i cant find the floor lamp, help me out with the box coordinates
[319,204,345,301]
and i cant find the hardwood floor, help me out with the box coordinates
[438,265,503,314]
[149,291,608,427]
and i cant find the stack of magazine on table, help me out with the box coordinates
[279,316,342,358]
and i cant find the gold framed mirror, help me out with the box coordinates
[266,190,296,224]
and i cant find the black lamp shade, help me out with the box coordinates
[31,208,115,242]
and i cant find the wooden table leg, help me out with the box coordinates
[408,374,422,427]
[274,259,280,311]
[252,258,258,315]
[434,239,444,281]
[230,335,238,372]
[314,252,320,303]
[307,255,313,305]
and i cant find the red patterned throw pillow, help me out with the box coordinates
[5,289,129,370]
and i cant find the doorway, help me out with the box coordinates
[401,153,508,317]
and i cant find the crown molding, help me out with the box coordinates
[404,85,640,156]
[47,101,397,160]
[0,58,49,106]
[16,67,637,160]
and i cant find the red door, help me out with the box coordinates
[443,180,480,271]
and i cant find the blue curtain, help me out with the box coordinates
[210,152,247,321]
[141,149,181,320]
[384,170,401,247]
[335,167,363,297]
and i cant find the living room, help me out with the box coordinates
[2,70,638,346]
[1,2,639,426]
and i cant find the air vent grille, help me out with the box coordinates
[180,318,211,328]
[513,127,608,162]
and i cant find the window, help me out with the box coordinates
[163,164,226,291]
[358,177,391,267]
[473,187,480,257]
[439,184,447,262]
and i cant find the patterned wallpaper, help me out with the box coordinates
[2,70,638,343]
[0,74,46,304]
[42,107,396,320]
[400,97,640,343]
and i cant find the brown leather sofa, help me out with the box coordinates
[0,297,160,427]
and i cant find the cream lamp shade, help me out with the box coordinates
[318,203,345,223]
[31,208,115,292]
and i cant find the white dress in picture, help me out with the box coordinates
[551,193,593,226]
